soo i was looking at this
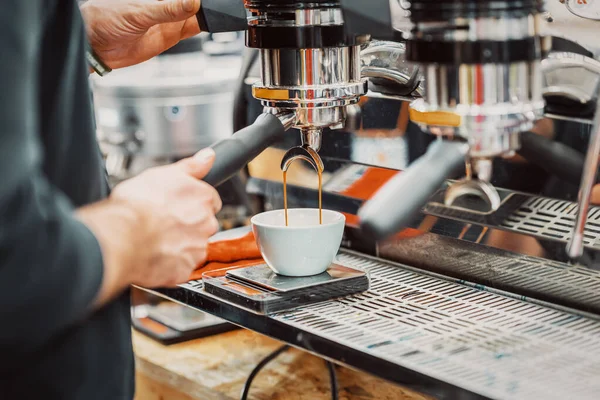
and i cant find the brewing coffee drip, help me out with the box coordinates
[444,158,502,212]
[281,129,325,226]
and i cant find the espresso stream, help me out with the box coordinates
[283,170,322,226]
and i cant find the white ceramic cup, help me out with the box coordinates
[251,208,345,276]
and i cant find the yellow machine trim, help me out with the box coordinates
[409,108,462,127]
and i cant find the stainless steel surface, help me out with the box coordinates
[244,35,600,260]
[444,158,502,211]
[273,251,600,400]
[272,110,298,131]
[362,63,546,160]
[544,112,595,125]
[260,47,359,87]
[248,8,344,27]
[281,145,324,174]
[171,250,600,400]
[292,106,348,130]
[301,128,322,152]
[395,4,546,206]
[377,232,600,315]
[563,0,600,21]
[360,40,423,96]
[251,130,600,258]
[567,90,600,259]
[409,15,539,42]
[437,192,600,252]
[411,60,544,158]
[91,51,241,163]
[542,52,600,107]
[253,46,366,130]
[471,158,493,183]
[444,178,502,212]
[545,1,600,56]
[226,263,366,293]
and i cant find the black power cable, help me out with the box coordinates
[240,345,290,400]
[326,361,339,400]
[240,345,339,400]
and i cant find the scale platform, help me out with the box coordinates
[202,263,369,314]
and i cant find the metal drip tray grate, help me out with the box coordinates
[380,234,600,315]
[500,197,600,249]
[424,191,600,254]
[270,252,600,400]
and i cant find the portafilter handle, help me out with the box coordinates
[518,131,588,185]
[203,113,296,187]
[195,0,248,33]
[358,140,469,241]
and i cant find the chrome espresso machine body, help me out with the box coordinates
[144,1,600,399]
[90,33,256,227]
[91,33,243,181]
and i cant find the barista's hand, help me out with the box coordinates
[80,0,201,70]
[111,148,222,287]
[78,148,222,306]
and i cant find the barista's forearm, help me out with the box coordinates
[76,199,140,308]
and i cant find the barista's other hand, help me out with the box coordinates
[109,148,222,288]
[80,0,201,70]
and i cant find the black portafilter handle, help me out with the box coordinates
[358,140,469,241]
[203,113,290,187]
[340,0,401,41]
[518,131,586,184]
[195,0,248,33]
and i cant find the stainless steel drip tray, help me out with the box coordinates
[147,250,600,400]
[425,188,600,253]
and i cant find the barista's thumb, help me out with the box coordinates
[176,148,216,180]
[146,0,201,25]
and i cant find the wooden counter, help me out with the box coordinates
[133,329,431,400]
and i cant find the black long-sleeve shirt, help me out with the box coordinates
[0,1,133,398]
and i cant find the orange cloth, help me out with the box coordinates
[340,168,398,200]
[206,230,261,264]
[189,228,263,281]
[189,258,264,281]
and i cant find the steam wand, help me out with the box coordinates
[567,92,600,260]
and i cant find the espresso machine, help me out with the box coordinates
[141,1,600,398]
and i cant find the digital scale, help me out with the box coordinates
[133,261,369,343]
[202,262,370,314]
